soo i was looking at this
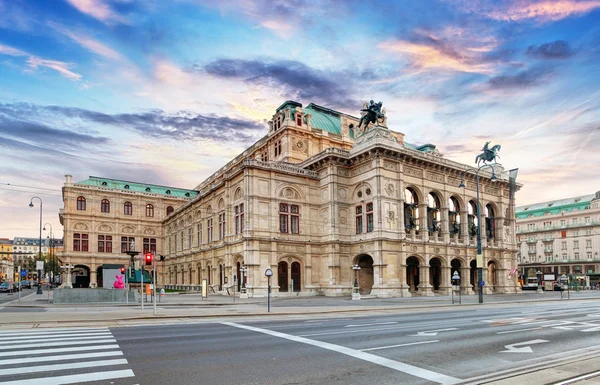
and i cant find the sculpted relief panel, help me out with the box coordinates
[404,167,422,178]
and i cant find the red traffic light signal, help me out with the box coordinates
[120,267,125,274]
[145,253,153,266]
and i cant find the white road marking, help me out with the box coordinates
[411,328,459,337]
[500,339,549,353]
[0,369,134,385]
[0,351,123,366]
[0,328,108,336]
[0,332,112,342]
[497,327,543,334]
[0,339,115,350]
[361,340,439,352]
[0,332,112,347]
[0,358,128,376]
[222,322,460,385]
[553,369,600,385]
[345,322,397,328]
[0,344,120,358]
[299,324,417,337]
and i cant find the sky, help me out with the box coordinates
[1,0,599,239]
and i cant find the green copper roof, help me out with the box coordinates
[516,194,595,219]
[304,103,341,135]
[76,176,198,198]
[276,100,302,112]
[404,142,438,153]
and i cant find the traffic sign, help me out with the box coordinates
[20,269,26,277]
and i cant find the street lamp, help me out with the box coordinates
[352,264,361,300]
[459,164,497,304]
[265,266,273,312]
[43,223,53,287]
[29,196,43,294]
[240,265,248,294]
[125,240,140,307]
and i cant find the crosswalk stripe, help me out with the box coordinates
[0,339,116,350]
[0,351,123,366]
[0,358,128,376]
[0,344,120,358]
[0,369,135,385]
[0,332,112,342]
[0,333,114,342]
[0,328,108,337]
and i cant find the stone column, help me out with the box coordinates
[440,266,452,295]
[418,264,434,296]
[441,206,450,243]
[90,269,97,288]
[461,266,474,295]
[419,203,428,241]
[461,210,469,244]
[399,257,411,297]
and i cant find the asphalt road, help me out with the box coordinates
[0,288,35,305]
[2,300,600,385]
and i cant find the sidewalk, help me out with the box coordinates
[1,289,599,329]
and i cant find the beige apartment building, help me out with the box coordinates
[59,100,521,297]
[516,192,600,286]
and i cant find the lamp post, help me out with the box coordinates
[43,223,53,287]
[29,196,43,294]
[240,265,248,297]
[459,164,497,304]
[125,240,140,307]
[352,264,361,300]
[265,266,273,312]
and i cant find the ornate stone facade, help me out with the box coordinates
[162,101,521,297]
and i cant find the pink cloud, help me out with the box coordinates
[50,23,124,61]
[66,0,128,24]
[0,44,28,57]
[26,57,82,81]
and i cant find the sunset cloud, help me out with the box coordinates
[0,43,82,81]
[50,23,124,61]
[66,0,128,24]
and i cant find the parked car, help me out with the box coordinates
[554,283,565,291]
[0,282,14,293]
[20,280,32,289]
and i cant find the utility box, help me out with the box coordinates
[544,282,553,291]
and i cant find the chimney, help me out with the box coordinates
[65,175,73,186]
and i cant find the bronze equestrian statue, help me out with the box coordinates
[475,141,501,165]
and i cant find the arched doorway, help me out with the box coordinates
[406,257,420,292]
[197,265,202,286]
[278,261,288,292]
[450,259,461,278]
[207,265,211,285]
[357,255,374,295]
[429,258,442,291]
[188,267,192,285]
[181,268,184,285]
[72,265,90,288]
[219,264,223,291]
[488,261,498,291]
[96,266,103,288]
[291,262,301,292]
[470,260,477,290]
[237,262,242,291]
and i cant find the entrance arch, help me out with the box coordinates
[488,261,498,291]
[237,262,242,291]
[219,264,223,291]
[72,265,90,288]
[470,260,477,290]
[96,266,103,288]
[429,258,442,291]
[357,255,374,295]
[406,257,420,292]
[291,262,301,292]
[278,261,288,292]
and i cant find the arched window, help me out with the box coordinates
[468,200,478,237]
[101,199,110,213]
[146,204,154,217]
[166,206,174,216]
[124,201,132,216]
[404,188,419,231]
[76,196,86,211]
[448,197,461,236]
[485,204,496,240]
[427,192,441,233]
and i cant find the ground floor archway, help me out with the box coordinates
[470,260,477,291]
[278,261,288,292]
[406,256,420,292]
[488,261,498,291]
[429,258,442,291]
[357,255,374,295]
[72,265,90,288]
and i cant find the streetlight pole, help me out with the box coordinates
[125,240,140,307]
[29,196,43,295]
[459,164,497,304]
[265,266,273,312]
[352,264,361,300]
[43,223,53,287]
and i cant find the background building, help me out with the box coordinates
[516,191,600,286]
[59,101,521,297]
[0,238,13,281]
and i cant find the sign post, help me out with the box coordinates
[153,252,157,316]
[265,266,273,313]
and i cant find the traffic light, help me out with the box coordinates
[145,253,153,266]
[120,267,125,274]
